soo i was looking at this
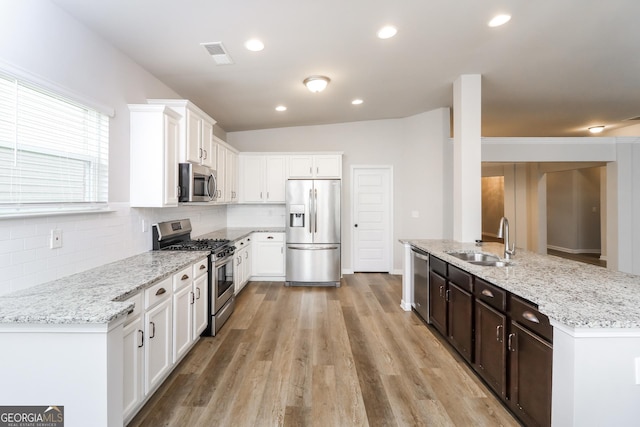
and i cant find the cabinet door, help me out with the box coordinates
[288,155,314,178]
[185,108,202,164]
[201,120,215,169]
[172,285,193,363]
[123,316,144,421]
[216,144,227,201]
[447,282,473,363]
[234,250,244,294]
[163,113,180,206]
[144,298,172,394]
[265,156,287,202]
[226,150,238,202]
[240,156,265,202]
[193,274,208,339]
[254,242,285,276]
[243,245,251,285]
[314,155,342,178]
[508,321,553,427]
[474,300,507,398]
[428,271,447,335]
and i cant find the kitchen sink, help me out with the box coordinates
[446,251,512,267]
[446,251,500,262]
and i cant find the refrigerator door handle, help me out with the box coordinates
[308,189,313,234]
[314,188,318,234]
[288,245,339,250]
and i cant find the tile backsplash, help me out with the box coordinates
[0,203,227,295]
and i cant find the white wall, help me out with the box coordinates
[228,108,451,273]
[0,1,228,295]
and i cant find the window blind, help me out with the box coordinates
[0,72,109,213]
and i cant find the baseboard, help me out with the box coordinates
[547,245,601,255]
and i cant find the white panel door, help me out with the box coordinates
[352,167,392,272]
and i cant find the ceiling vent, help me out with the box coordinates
[201,42,234,65]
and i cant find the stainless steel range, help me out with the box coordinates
[152,219,235,336]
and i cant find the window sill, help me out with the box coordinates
[0,205,114,220]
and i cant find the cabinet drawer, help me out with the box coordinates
[430,255,447,277]
[253,232,284,242]
[235,236,251,249]
[123,292,143,326]
[510,296,552,342]
[193,257,208,279]
[145,277,172,309]
[173,266,192,291]
[448,264,472,292]
[475,278,506,312]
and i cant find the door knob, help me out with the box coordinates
[354,224,358,227]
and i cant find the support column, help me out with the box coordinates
[453,74,482,242]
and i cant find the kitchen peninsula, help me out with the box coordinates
[400,240,640,426]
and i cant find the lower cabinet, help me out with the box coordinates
[234,236,252,293]
[123,257,208,424]
[425,256,552,427]
[252,232,285,278]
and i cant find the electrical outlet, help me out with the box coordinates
[141,219,148,233]
[50,229,62,249]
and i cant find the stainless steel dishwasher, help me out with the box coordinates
[412,247,430,322]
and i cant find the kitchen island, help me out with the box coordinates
[400,240,640,427]
[0,250,209,427]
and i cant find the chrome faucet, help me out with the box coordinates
[497,216,516,259]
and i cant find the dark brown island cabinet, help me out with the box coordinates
[419,254,552,427]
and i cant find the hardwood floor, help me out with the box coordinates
[129,274,519,426]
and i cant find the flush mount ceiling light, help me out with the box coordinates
[303,75,330,93]
[351,99,364,105]
[377,25,398,39]
[275,105,287,112]
[488,14,511,27]
[244,39,264,52]
[589,125,605,134]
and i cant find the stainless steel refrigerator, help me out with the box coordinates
[285,179,341,286]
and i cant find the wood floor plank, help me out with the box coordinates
[129,273,520,427]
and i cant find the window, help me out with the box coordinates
[0,71,109,216]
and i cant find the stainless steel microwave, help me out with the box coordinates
[179,163,217,202]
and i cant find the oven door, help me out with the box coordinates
[213,255,234,313]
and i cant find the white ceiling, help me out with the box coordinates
[53,0,640,136]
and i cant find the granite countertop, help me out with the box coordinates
[0,251,209,325]
[198,227,285,242]
[403,239,640,329]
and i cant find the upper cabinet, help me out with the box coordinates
[288,154,342,178]
[129,105,182,207]
[239,155,287,203]
[147,99,217,168]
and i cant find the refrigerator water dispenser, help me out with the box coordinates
[290,204,305,227]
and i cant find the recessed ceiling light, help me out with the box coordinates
[244,39,264,52]
[488,14,511,27]
[352,99,363,105]
[377,25,398,39]
[589,125,605,134]
[275,105,287,112]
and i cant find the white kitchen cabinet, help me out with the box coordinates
[216,141,227,202]
[144,277,173,395]
[234,236,252,293]
[172,266,193,364]
[252,232,285,278]
[147,99,217,168]
[129,104,181,207]
[239,154,287,203]
[192,258,208,339]
[122,293,144,423]
[288,154,342,178]
[226,149,239,203]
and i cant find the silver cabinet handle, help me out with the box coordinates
[196,287,201,299]
[138,330,144,348]
[507,333,516,351]
[149,322,156,339]
[445,289,450,302]
[199,148,203,159]
[245,251,248,259]
[496,325,503,342]
[522,311,540,324]
[190,291,195,305]
[481,289,494,298]
[439,285,444,297]
[203,149,207,160]
[267,236,274,239]
[309,166,312,174]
